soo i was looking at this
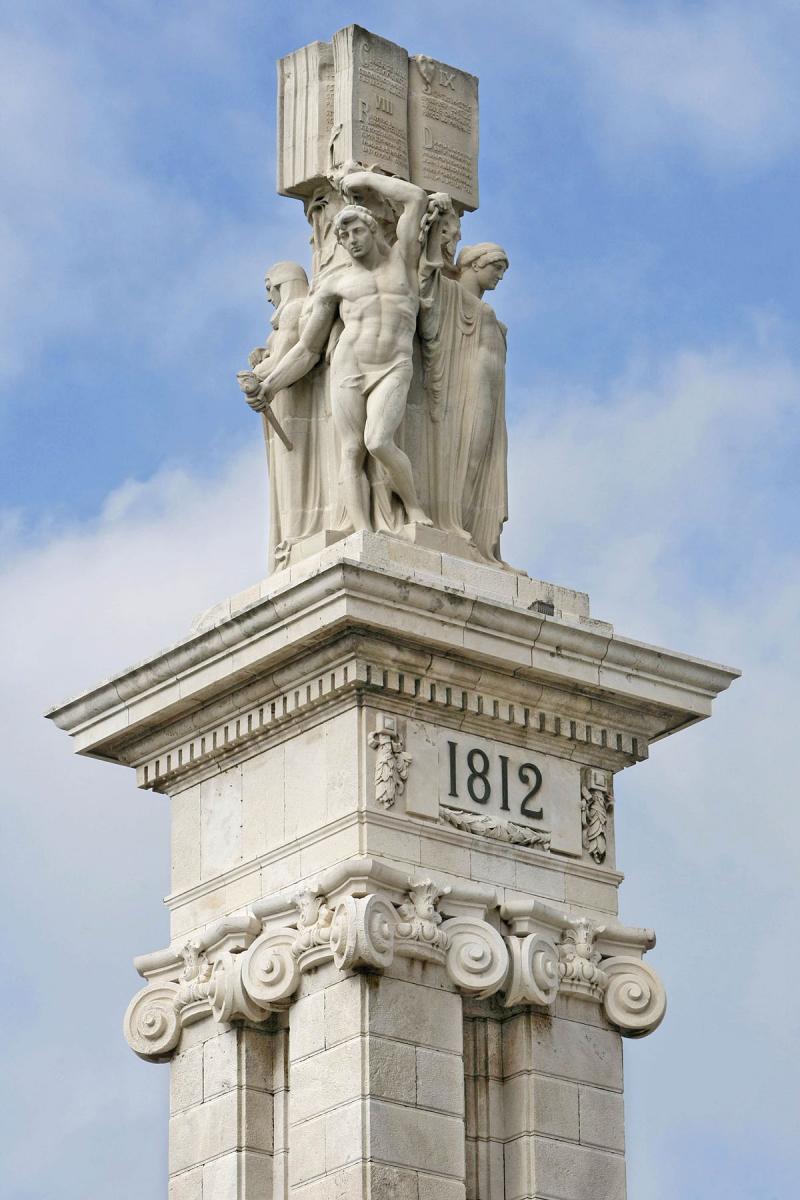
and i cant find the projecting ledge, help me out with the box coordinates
[45,533,739,766]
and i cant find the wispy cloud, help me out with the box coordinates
[538,1,800,170]
[2,333,798,1195]
[507,337,800,640]
[1,447,264,1199]
[506,334,800,1192]
[0,15,304,403]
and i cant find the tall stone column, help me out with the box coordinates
[288,965,466,1198]
[168,1020,284,1198]
[500,1000,627,1199]
[48,533,737,1198]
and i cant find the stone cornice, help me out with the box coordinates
[132,651,656,793]
[111,632,672,790]
[47,549,739,774]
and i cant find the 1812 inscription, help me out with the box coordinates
[447,740,543,820]
[435,729,583,856]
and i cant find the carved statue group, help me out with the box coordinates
[238,165,510,571]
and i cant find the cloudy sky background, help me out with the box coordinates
[2,2,799,1196]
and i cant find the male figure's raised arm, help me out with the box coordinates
[260,289,339,402]
[341,170,429,265]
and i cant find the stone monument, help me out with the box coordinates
[48,25,739,1200]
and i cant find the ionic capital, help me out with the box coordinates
[124,866,668,1062]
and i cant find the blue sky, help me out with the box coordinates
[2,2,799,1197]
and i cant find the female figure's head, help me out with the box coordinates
[456,243,509,296]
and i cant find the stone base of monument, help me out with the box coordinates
[276,521,499,575]
[399,521,492,566]
[48,531,737,1199]
[192,530,597,637]
[282,528,351,570]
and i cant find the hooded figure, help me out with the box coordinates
[239,261,345,570]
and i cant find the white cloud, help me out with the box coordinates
[506,337,800,1191]
[506,342,800,644]
[0,447,265,1198]
[0,19,306,403]
[539,1,800,170]
[2,324,798,1194]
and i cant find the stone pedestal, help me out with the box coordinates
[48,532,737,1198]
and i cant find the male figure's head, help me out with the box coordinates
[264,261,309,307]
[334,205,388,264]
[456,243,509,294]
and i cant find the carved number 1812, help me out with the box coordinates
[447,741,543,820]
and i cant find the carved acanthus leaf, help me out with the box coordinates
[396,880,450,958]
[124,876,668,1066]
[558,918,608,1000]
[174,941,213,1010]
[368,726,412,809]
[581,768,613,864]
[291,889,335,958]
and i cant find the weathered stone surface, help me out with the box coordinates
[277,41,335,198]
[332,25,410,179]
[278,27,479,210]
[409,54,479,210]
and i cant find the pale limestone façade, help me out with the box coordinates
[48,533,738,1198]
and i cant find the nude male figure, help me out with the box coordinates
[242,170,433,532]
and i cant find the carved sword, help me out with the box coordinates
[260,393,294,452]
[238,370,294,451]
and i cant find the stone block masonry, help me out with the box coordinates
[48,534,737,1197]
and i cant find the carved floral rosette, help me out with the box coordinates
[124,873,666,1061]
